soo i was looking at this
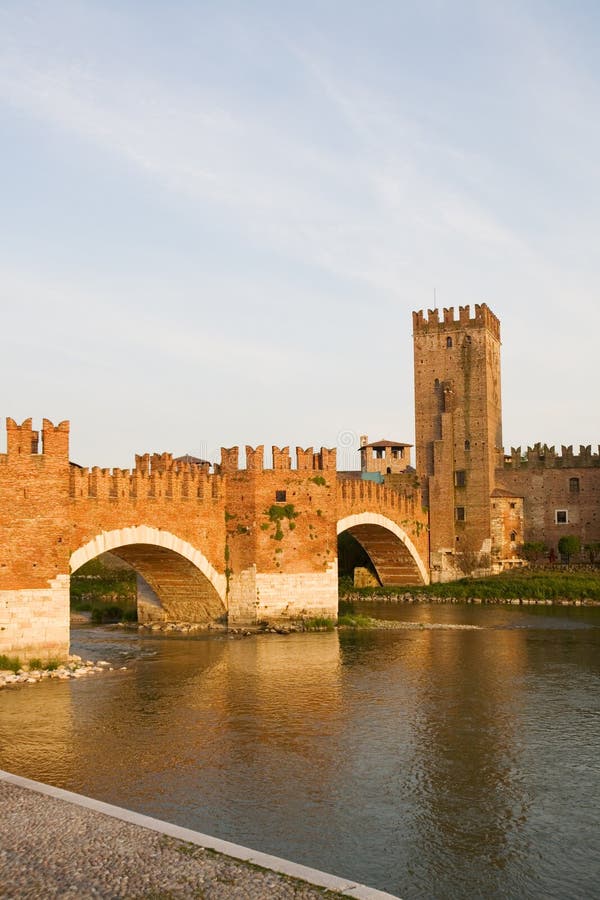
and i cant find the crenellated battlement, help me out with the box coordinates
[504,443,600,469]
[1,417,70,461]
[69,463,223,501]
[338,478,417,514]
[412,303,500,340]
[216,445,337,472]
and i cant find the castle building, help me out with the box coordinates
[411,303,599,579]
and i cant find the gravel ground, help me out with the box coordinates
[0,781,341,899]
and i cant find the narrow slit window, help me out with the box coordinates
[455,506,466,522]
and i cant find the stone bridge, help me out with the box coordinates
[0,419,430,661]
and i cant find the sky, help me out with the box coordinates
[1,0,599,469]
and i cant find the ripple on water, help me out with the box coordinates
[1,608,599,898]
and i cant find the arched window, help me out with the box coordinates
[510,531,517,542]
[446,336,453,349]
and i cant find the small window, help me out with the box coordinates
[454,470,466,488]
[455,506,466,522]
[434,378,440,389]
[446,336,453,348]
[373,448,384,459]
[510,531,517,542]
[555,509,568,525]
[510,502,516,509]
[275,490,287,502]
[569,477,580,493]
[386,466,391,475]
[464,439,470,451]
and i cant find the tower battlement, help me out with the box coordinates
[412,303,500,340]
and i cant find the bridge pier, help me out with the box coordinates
[0,576,70,664]
[228,565,339,627]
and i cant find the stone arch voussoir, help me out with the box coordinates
[69,525,227,601]
[337,512,429,586]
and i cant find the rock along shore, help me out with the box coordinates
[0,772,399,900]
[341,592,600,607]
[0,655,124,690]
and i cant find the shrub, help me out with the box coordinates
[302,617,336,631]
[0,654,21,672]
[337,614,375,628]
[558,535,581,564]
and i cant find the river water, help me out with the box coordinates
[1,601,599,899]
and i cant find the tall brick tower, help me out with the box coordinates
[412,304,504,580]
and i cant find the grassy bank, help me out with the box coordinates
[71,558,137,623]
[340,569,600,602]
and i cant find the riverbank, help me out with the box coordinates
[0,771,398,900]
[340,569,600,606]
[342,592,600,606]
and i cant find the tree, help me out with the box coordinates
[585,541,600,564]
[557,535,581,564]
[519,541,547,563]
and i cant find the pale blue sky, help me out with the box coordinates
[1,1,598,467]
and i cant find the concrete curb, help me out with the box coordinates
[0,770,400,900]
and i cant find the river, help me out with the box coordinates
[1,601,599,899]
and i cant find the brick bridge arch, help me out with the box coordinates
[337,512,429,586]
[70,526,227,624]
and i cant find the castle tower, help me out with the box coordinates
[412,304,504,579]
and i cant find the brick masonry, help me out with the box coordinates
[0,428,428,659]
[4,305,594,656]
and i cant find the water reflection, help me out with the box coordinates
[408,630,530,898]
[1,609,599,898]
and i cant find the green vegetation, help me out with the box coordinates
[0,654,21,672]
[558,535,581,564]
[586,541,600,563]
[302,616,336,631]
[520,541,548,563]
[266,503,299,541]
[267,503,299,523]
[23,657,61,671]
[340,569,600,602]
[310,475,327,486]
[337,613,376,628]
[70,557,137,623]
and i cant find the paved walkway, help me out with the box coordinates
[0,772,399,900]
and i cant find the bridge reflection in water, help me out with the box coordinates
[2,604,599,899]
